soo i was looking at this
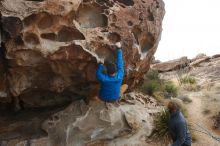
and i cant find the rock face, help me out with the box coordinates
[151,54,218,72]
[156,54,220,85]
[43,100,154,146]
[0,92,161,146]
[0,0,165,108]
[151,56,190,72]
[189,56,210,67]
[190,56,220,86]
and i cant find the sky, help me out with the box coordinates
[155,0,220,61]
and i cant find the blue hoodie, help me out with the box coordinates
[96,48,124,102]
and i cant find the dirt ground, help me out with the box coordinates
[185,91,220,146]
[159,68,220,146]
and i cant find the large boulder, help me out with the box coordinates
[190,56,220,86]
[42,101,152,146]
[189,56,210,67]
[189,53,210,67]
[151,56,190,72]
[0,0,165,107]
[0,92,161,146]
[212,54,220,59]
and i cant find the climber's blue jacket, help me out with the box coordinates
[96,48,124,102]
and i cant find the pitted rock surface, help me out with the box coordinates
[0,92,161,146]
[0,0,165,107]
[41,92,158,146]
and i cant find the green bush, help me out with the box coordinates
[142,80,160,96]
[142,71,179,98]
[180,75,196,84]
[145,69,160,81]
[153,109,170,138]
[164,81,178,97]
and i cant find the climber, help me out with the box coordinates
[167,99,192,146]
[96,42,127,103]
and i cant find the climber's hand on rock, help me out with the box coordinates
[97,58,104,64]
[115,42,121,49]
[97,61,103,65]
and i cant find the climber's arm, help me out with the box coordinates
[96,64,106,81]
[115,42,124,79]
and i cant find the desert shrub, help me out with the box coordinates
[145,69,160,81]
[142,71,179,98]
[180,75,196,84]
[153,92,165,102]
[153,109,170,138]
[142,80,160,96]
[182,84,200,91]
[176,67,190,85]
[188,123,197,142]
[142,70,162,96]
[164,81,178,97]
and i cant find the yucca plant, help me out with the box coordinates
[153,107,193,142]
[153,108,170,138]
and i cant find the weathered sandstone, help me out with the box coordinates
[0,92,161,146]
[151,56,190,72]
[0,0,165,108]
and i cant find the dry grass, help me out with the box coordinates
[164,81,178,97]
[201,88,220,117]
[182,84,201,91]
[180,75,196,84]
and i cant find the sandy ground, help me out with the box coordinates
[185,91,220,146]
[145,84,220,146]
[158,57,220,146]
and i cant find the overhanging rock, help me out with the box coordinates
[0,0,165,107]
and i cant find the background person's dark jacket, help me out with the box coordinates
[168,111,192,146]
